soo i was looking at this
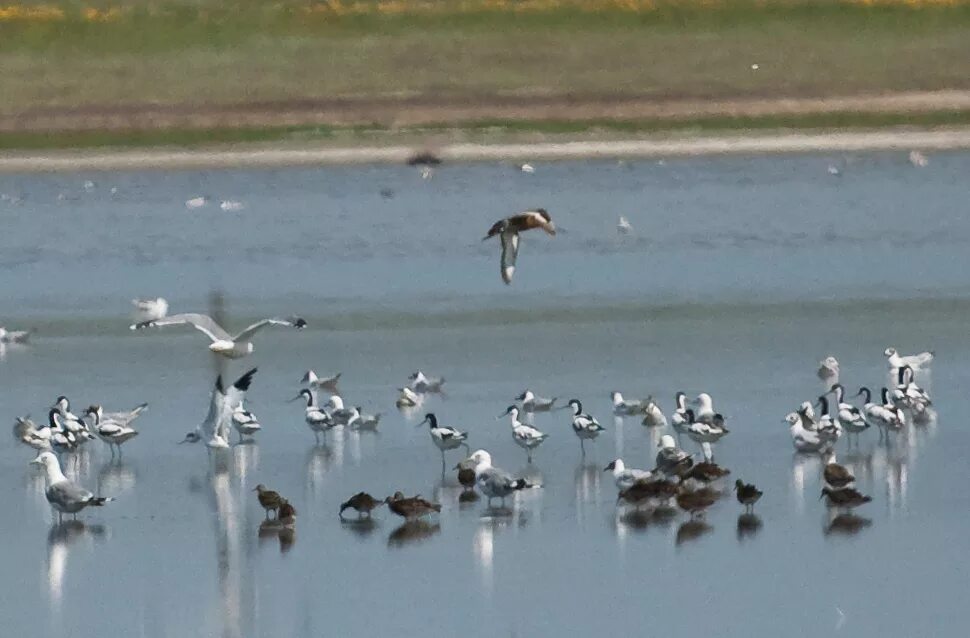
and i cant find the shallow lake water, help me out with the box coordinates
[1,152,969,637]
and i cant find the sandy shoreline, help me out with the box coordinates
[2,128,969,173]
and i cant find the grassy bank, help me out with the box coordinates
[3,110,970,151]
[1,0,970,119]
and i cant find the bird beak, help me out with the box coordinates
[287,395,303,403]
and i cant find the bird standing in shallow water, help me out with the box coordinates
[567,399,605,455]
[820,487,871,511]
[254,484,285,519]
[483,209,556,284]
[339,492,383,519]
[31,452,113,522]
[385,492,441,521]
[499,405,549,463]
[734,480,762,513]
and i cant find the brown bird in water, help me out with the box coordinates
[483,209,556,284]
[616,479,678,508]
[734,479,763,513]
[683,462,730,484]
[454,462,477,490]
[339,492,383,519]
[278,500,297,527]
[823,452,855,489]
[254,484,284,519]
[820,487,871,510]
[385,492,441,521]
[676,487,718,518]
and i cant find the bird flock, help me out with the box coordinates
[9,286,937,547]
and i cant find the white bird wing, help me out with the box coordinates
[232,317,306,342]
[217,368,258,440]
[133,313,231,342]
[105,403,148,425]
[200,377,226,443]
[500,231,520,285]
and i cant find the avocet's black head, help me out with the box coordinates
[408,371,420,380]
[897,365,914,384]
[675,391,687,406]
[817,396,829,413]
[856,387,871,402]
[514,391,527,401]
[567,399,582,414]
[684,408,696,423]
[292,318,307,329]
[604,460,618,472]
[535,208,550,221]
[881,387,891,403]
[421,413,437,428]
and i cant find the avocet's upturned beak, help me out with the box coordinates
[287,394,303,403]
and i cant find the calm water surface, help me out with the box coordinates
[1,153,969,637]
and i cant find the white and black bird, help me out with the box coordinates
[407,370,446,394]
[827,384,869,441]
[197,368,258,450]
[290,389,336,442]
[856,387,904,433]
[231,400,261,442]
[499,405,549,463]
[466,449,537,506]
[515,389,557,412]
[611,391,647,416]
[815,396,843,445]
[785,412,830,454]
[31,452,113,522]
[301,370,341,392]
[0,326,31,344]
[483,209,556,284]
[130,313,306,359]
[421,413,469,457]
[325,395,357,426]
[83,406,139,456]
[13,416,52,453]
[655,434,693,478]
[685,409,730,458]
[690,393,717,424]
[671,391,690,437]
[567,399,605,454]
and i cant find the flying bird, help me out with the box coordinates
[130,313,306,358]
[483,209,556,284]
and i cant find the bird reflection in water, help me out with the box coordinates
[615,509,654,535]
[97,459,137,497]
[47,521,107,611]
[574,462,601,522]
[231,441,260,485]
[675,520,713,546]
[790,452,823,515]
[736,513,763,541]
[824,513,872,537]
[387,521,441,547]
[304,444,335,495]
[341,516,379,539]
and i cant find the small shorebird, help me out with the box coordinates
[499,405,549,463]
[683,461,730,484]
[820,487,871,510]
[289,389,336,442]
[567,399,605,455]
[483,209,556,284]
[31,452,113,522]
[515,390,557,412]
[454,459,478,491]
[616,478,678,509]
[130,313,306,359]
[604,459,652,491]
[339,492,383,519]
[254,484,285,519]
[83,406,139,456]
[131,297,168,322]
[822,451,855,489]
[734,480,763,513]
[301,370,341,392]
[676,487,718,519]
[385,492,441,521]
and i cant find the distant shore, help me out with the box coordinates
[1,128,969,173]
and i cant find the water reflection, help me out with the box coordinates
[824,513,872,537]
[231,442,260,484]
[675,520,713,547]
[790,452,823,515]
[388,521,441,547]
[47,521,107,610]
[574,462,601,520]
[258,519,296,553]
[736,513,763,541]
[97,459,137,496]
[304,444,335,496]
[341,517,379,539]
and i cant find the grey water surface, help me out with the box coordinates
[1,152,969,638]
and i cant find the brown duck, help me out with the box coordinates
[616,479,678,508]
[385,492,442,521]
[278,500,297,527]
[684,462,731,483]
[823,452,855,489]
[734,479,763,513]
[483,209,556,284]
[676,487,718,518]
[820,487,871,509]
[340,492,383,519]
[254,484,284,519]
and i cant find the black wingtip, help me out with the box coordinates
[293,318,307,329]
[235,367,258,391]
[130,320,153,331]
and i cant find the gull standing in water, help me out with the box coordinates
[604,459,652,491]
[685,409,729,459]
[567,399,605,455]
[515,390,557,413]
[640,397,668,428]
[785,412,830,454]
[466,449,537,506]
[31,452,113,522]
[130,313,306,358]
[690,393,717,424]
[498,405,549,463]
[131,297,168,322]
[483,209,556,284]
[884,347,933,372]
